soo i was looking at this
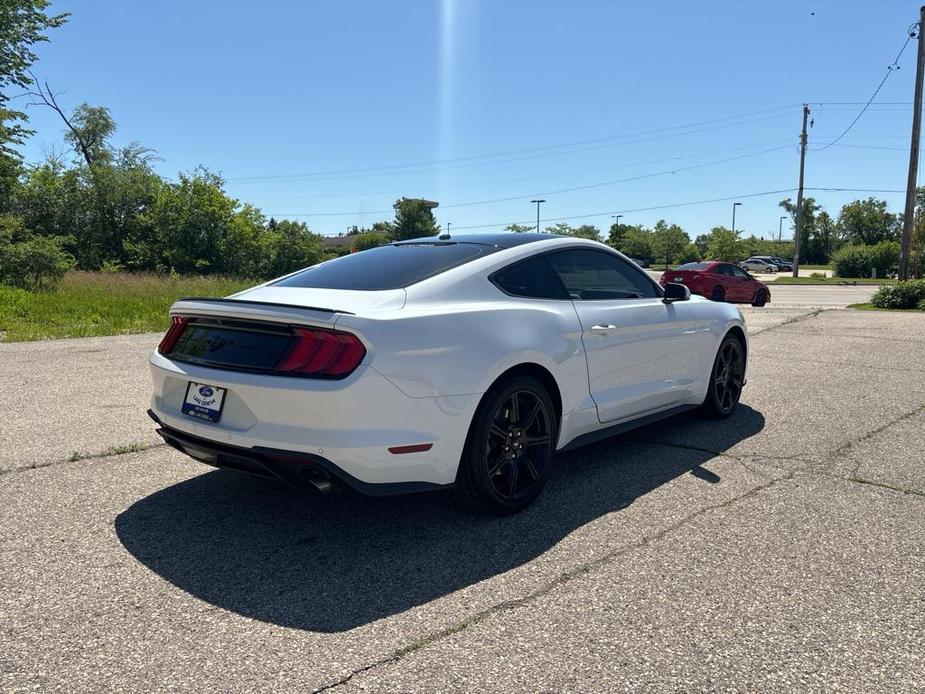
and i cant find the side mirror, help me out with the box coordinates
[662,282,690,303]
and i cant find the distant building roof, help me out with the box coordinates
[321,235,358,248]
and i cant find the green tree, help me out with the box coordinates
[650,219,690,268]
[544,222,574,235]
[504,223,534,233]
[615,225,654,261]
[607,222,627,248]
[569,224,602,241]
[352,230,390,251]
[703,226,742,261]
[0,1,68,210]
[0,213,73,289]
[779,196,823,262]
[837,197,899,246]
[258,218,327,277]
[390,198,439,240]
[0,0,68,154]
[63,104,116,166]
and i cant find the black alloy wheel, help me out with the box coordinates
[454,376,558,513]
[710,285,725,302]
[702,335,746,418]
[752,289,767,307]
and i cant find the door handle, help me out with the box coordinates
[590,324,617,331]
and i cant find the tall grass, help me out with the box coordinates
[0,272,257,342]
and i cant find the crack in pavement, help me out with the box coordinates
[312,396,925,691]
[0,442,166,478]
[746,308,826,336]
[312,469,795,693]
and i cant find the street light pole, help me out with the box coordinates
[530,199,546,233]
[778,216,786,244]
[446,222,451,236]
[732,202,742,234]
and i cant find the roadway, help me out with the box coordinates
[1,302,922,692]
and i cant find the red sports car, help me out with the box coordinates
[659,261,770,306]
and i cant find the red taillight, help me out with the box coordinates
[158,316,190,355]
[276,328,366,378]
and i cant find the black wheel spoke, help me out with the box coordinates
[507,393,520,423]
[489,423,508,441]
[521,457,539,481]
[507,460,519,496]
[525,434,551,448]
[521,399,542,430]
[487,452,507,477]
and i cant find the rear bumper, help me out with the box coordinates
[149,351,480,487]
[151,411,449,496]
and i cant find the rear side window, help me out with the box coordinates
[273,242,494,290]
[491,256,568,300]
[546,249,659,300]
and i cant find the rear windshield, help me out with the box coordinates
[676,262,711,271]
[273,242,494,290]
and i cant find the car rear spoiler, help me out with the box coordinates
[168,297,353,330]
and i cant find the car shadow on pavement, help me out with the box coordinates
[115,405,764,633]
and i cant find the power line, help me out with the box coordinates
[245,139,797,201]
[226,106,801,183]
[812,25,918,152]
[271,145,793,217]
[417,186,910,234]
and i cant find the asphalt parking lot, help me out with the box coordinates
[2,296,923,692]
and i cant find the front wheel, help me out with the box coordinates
[700,334,746,418]
[752,289,768,307]
[453,376,558,514]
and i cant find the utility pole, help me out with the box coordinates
[900,7,925,280]
[792,103,810,278]
[779,216,787,244]
[531,199,546,233]
[732,202,742,234]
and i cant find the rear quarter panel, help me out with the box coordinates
[333,286,594,417]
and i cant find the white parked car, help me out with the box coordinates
[739,258,777,273]
[149,234,748,513]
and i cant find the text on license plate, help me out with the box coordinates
[182,381,227,423]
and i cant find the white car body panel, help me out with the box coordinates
[148,236,747,491]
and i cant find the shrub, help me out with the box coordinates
[810,272,826,278]
[351,231,390,252]
[832,242,899,278]
[870,279,925,309]
[0,215,75,290]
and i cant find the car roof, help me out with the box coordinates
[395,232,562,249]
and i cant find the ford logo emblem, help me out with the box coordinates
[198,386,213,397]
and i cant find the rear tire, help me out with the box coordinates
[752,289,767,307]
[710,286,725,302]
[453,376,558,514]
[700,334,746,418]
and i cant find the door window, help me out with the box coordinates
[546,250,659,300]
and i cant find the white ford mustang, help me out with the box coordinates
[149,233,747,513]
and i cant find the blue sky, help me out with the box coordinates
[18,0,924,239]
